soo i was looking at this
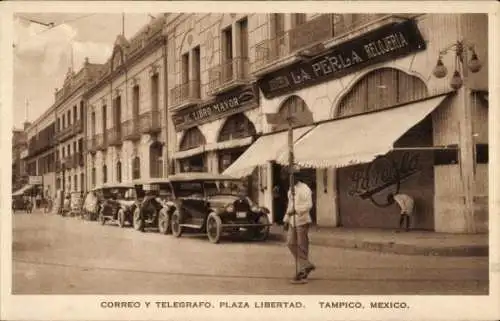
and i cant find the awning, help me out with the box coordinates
[223,126,314,177]
[12,184,34,196]
[277,94,449,168]
[204,136,254,152]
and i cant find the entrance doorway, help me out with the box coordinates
[271,163,317,224]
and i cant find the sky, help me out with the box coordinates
[13,13,155,129]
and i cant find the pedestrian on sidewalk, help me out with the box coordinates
[388,193,415,232]
[284,170,315,284]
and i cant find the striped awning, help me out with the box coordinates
[277,94,450,168]
[223,126,314,177]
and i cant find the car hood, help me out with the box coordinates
[206,195,243,207]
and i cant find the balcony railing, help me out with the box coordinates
[73,119,84,135]
[63,155,74,169]
[207,57,249,95]
[253,14,392,73]
[107,127,123,146]
[55,126,74,142]
[139,110,161,134]
[170,80,202,110]
[122,118,141,141]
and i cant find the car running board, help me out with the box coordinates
[179,224,202,229]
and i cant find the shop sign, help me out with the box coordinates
[348,152,421,207]
[258,20,426,99]
[172,84,259,132]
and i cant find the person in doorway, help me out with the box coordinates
[284,170,315,284]
[388,193,415,232]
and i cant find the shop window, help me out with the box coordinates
[476,144,488,164]
[218,113,256,142]
[151,73,159,111]
[117,161,122,183]
[275,95,314,131]
[132,156,141,179]
[103,165,107,183]
[102,105,107,131]
[180,127,206,151]
[150,142,163,178]
[292,13,307,27]
[336,68,428,118]
[434,148,459,166]
[91,167,96,187]
[91,112,96,136]
[132,85,140,119]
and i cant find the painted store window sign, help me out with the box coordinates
[258,20,426,99]
[348,152,422,207]
[172,85,259,132]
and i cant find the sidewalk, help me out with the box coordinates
[269,225,489,257]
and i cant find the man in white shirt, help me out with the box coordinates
[284,173,315,284]
[389,193,415,232]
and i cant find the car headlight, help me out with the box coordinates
[226,204,235,213]
[251,205,259,213]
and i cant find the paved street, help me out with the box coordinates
[12,210,488,295]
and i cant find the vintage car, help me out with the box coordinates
[87,183,142,227]
[133,173,272,243]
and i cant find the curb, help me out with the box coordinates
[268,232,488,257]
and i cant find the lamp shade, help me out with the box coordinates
[432,58,448,78]
[468,52,482,73]
[450,70,463,90]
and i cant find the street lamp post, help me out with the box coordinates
[432,40,482,233]
[265,110,306,278]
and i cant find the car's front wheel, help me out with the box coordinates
[206,213,222,244]
[252,214,270,241]
[133,208,144,232]
[158,208,172,235]
[171,210,183,237]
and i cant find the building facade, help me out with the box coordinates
[23,106,57,201]
[12,123,29,192]
[224,13,488,233]
[54,60,103,196]
[16,13,488,234]
[164,14,263,201]
[85,16,167,188]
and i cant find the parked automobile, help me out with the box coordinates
[97,183,143,227]
[133,173,271,243]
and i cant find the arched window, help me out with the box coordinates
[218,113,256,142]
[336,68,428,118]
[132,156,141,179]
[116,161,122,183]
[180,127,206,151]
[102,165,108,183]
[150,142,163,178]
[275,95,314,131]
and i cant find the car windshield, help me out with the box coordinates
[102,187,129,199]
[205,180,244,196]
[172,181,204,197]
